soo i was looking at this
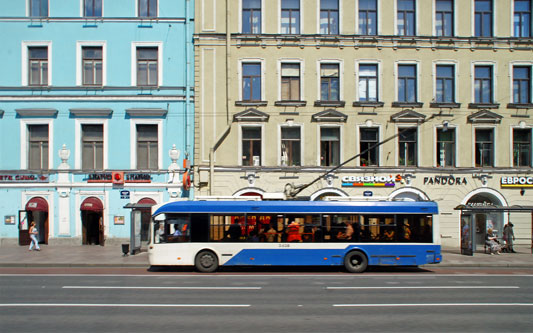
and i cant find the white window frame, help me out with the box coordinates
[80,0,104,17]
[355,0,381,35]
[278,0,303,34]
[20,119,54,170]
[355,59,382,102]
[432,60,458,103]
[131,42,163,87]
[395,125,420,167]
[433,123,459,167]
[317,59,344,101]
[471,61,497,104]
[356,122,382,167]
[317,124,343,166]
[472,125,497,168]
[130,119,163,170]
[238,124,265,166]
[278,58,304,101]
[316,0,343,34]
[76,41,107,86]
[509,61,533,104]
[135,0,159,18]
[394,0,419,35]
[394,61,421,102]
[471,0,496,37]
[510,0,533,37]
[239,0,266,33]
[21,41,52,86]
[510,123,533,167]
[75,119,109,170]
[238,58,266,101]
[278,122,304,166]
[432,0,457,36]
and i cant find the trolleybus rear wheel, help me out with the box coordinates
[195,250,219,273]
[344,251,368,273]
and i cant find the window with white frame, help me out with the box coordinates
[513,66,531,104]
[84,0,102,17]
[435,64,455,103]
[397,0,416,36]
[281,63,301,101]
[398,127,417,166]
[358,63,378,102]
[82,46,103,86]
[138,0,157,17]
[82,124,103,170]
[136,47,158,87]
[29,0,48,17]
[474,65,493,103]
[514,0,531,37]
[513,128,531,167]
[243,0,261,34]
[436,127,455,167]
[281,0,300,34]
[242,127,262,166]
[28,124,49,170]
[435,0,454,36]
[359,0,377,35]
[474,0,492,37]
[242,62,262,101]
[320,127,340,166]
[281,127,301,166]
[136,124,158,170]
[475,128,494,167]
[320,0,339,34]
[28,46,48,86]
[397,64,417,102]
[320,63,340,101]
[359,127,379,166]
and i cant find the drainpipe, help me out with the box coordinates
[185,0,191,156]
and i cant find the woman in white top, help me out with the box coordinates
[29,221,41,251]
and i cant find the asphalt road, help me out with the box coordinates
[1,269,532,332]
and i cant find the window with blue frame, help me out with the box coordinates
[474,66,493,103]
[514,0,531,37]
[320,0,339,34]
[359,0,377,35]
[475,0,492,37]
[138,0,157,18]
[320,64,340,101]
[242,63,262,101]
[281,0,300,34]
[436,65,455,103]
[243,0,262,34]
[29,0,48,17]
[397,0,415,36]
[435,0,453,36]
[397,64,417,102]
[84,0,102,17]
[513,66,531,104]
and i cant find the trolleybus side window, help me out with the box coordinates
[154,214,190,243]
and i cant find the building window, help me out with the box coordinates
[475,0,492,37]
[242,127,262,166]
[320,64,340,101]
[137,47,158,87]
[242,63,261,101]
[359,0,377,35]
[320,127,340,166]
[399,128,417,166]
[513,66,531,104]
[243,0,261,34]
[436,65,455,103]
[475,128,494,167]
[358,64,378,102]
[437,128,455,167]
[136,124,158,170]
[435,0,453,36]
[281,0,300,34]
[397,0,415,36]
[138,0,157,17]
[28,124,49,170]
[360,128,379,166]
[84,0,102,17]
[474,66,493,103]
[82,47,103,86]
[281,127,301,166]
[514,0,531,37]
[398,64,417,102]
[281,63,301,101]
[82,124,103,170]
[28,47,48,86]
[513,128,531,167]
[320,0,339,35]
[30,0,48,17]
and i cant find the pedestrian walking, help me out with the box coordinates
[28,221,40,251]
[503,222,516,253]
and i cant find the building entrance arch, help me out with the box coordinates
[389,188,429,201]
[21,197,49,246]
[80,197,104,246]
[310,188,348,201]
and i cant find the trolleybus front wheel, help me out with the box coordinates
[195,250,219,273]
[344,251,368,273]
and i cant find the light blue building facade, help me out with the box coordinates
[0,0,194,247]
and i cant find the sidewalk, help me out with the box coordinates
[0,244,531,268]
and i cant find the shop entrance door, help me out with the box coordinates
[21,197,49,246]
[81,197,104,246]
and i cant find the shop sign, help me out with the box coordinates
[501,176,533,188]
[0,174,49,183]
[423,176,468,186]
[87,173,152,183]
[120,190,130,199]
[341,175,401,187]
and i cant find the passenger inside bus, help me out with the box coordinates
[337,221,354,241]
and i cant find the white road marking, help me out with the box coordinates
[327,286,519,290]
[62,286,261,290]
[0,303,250,308]
[334,303,533,307]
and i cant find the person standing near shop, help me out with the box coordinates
[503,222,516,253]
[28,221,40,251]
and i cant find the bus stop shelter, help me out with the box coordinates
[455,205,533,256]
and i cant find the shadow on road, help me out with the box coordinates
[147,265,433,274]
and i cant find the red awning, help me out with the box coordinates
[25,197,48,212]
[138,198,156,205]
[81,197,104,212]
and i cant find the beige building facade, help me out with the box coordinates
[194,0,533,249]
